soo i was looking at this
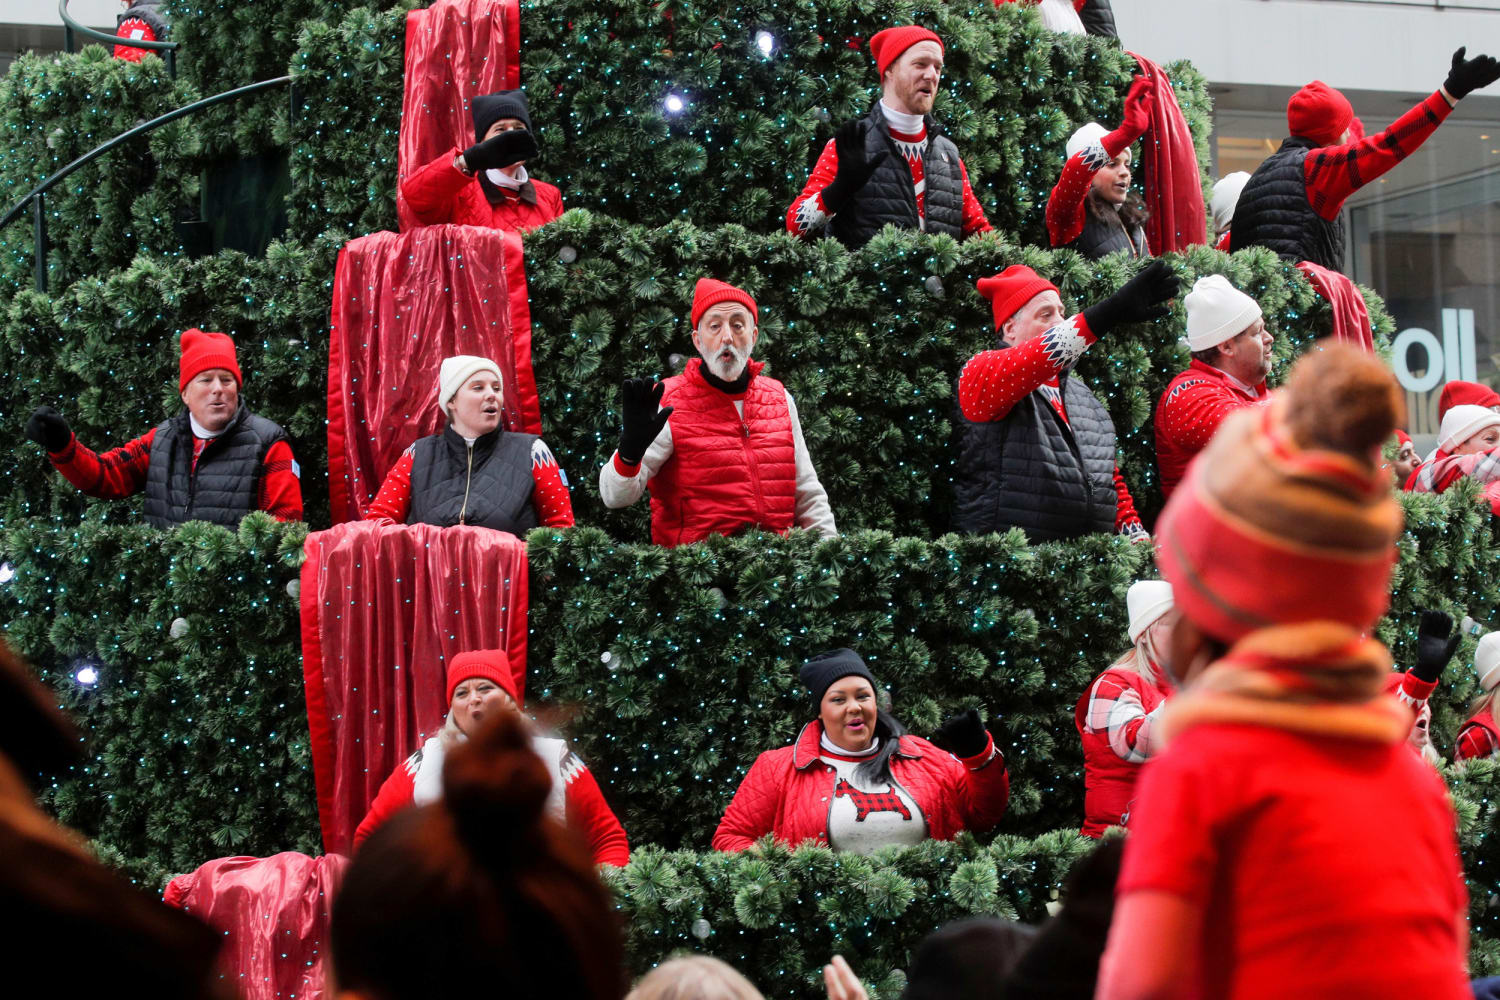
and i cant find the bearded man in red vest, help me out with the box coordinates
[598,278,837,547]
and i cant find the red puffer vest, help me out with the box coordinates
[650,358,798,547]
[1075,666,1172,838]
[711,721,1009,852]
[1456,709,1500,761]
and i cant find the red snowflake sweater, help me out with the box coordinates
[1154,361,1270,499]
[957,315,1145,538]
[46,429,302,521]
[786,113,992,239]
[365,438,574,527]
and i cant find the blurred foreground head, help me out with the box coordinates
[1156,344,1404,646]
[330,709,625,1000]
[0,640,223,998]
[626,955,765,1000]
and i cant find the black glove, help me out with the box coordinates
[930,708,990,759]
[24,405,71,452]
[1444,47,1500,100]
[462,129,539,173]
[616,377,673,465]
[1412,609,1462,684]
[817,119,891,214]
[1080,259,1179,337]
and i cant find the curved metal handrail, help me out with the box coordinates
[0,75,293,291]
[60,0,179,76]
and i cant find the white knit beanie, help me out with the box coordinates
[1477,633,1500,693]
[1184,275,1263,352]
[1066,121,1109,160]
[1438,404,1500,453]
[1127,580,1174,644]
[1210,171,1251,235]
[437,355,502,407]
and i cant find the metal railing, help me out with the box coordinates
[0,76,293,293]
[60,0,179,78]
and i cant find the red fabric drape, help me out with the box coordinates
[300,521,530,854]
[397,0,522,231]
[327,224,541,524]
[1297,260,1376,353]
[163,853,350,1000]
[1131,52,1208,253]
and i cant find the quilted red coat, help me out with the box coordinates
[401,146,564,231]
[711,720,1010,851]
[650,358,798,547]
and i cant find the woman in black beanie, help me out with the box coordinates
[711,648,1010,854]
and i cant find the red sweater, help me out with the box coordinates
[786,128,992,239]
[353,737,629,866]
[46,429,302,521]
[401,147,564,231]
[1075,664,1172,838]
[712,720,1009,852]
[957,316,1145,536]
[1154,360,1270,499]
[1118,722,1470,1000]
[1303,91,1452,221]
[366,441,574,528]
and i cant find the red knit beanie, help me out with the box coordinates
[690,278,758,329]
[1156,346,1403,643]
[1438,380,1500,419]
[976,266,1060,332]
[869,25,943,78]
[446,649,519,704]
[1286,81,1354,146]
[178,329,242,392]
[1394,428,1412,447]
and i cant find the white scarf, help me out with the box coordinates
[484,164,529,189]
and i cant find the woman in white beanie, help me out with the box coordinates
[365,355,574,530]
[1407,403,1500,515]
[1209,171,1251,249]
[1455,632,1500,761]
[1046,75,1155,259]
[1073,580,1175,837]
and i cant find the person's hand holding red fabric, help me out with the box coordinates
[1103,76,1156,157]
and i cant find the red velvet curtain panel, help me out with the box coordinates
[1132,53,1208,253]
[326,224,541,524]
[397,0,522,231]
[300,522,530,854]
[163,852,350,1000]
[1297,261,1376,353]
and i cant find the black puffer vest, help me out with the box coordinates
[1230,137,1345,272]
[1070,212,1147,261]
[829,103,965,248]
[143,405,286,529]
[953,364,1119,542]
[406,425,538,533]
[1078,0,1118,37]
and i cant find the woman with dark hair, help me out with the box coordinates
[711,648,1009,854]
[331,708,627,1000]
[1046,76,1155,260]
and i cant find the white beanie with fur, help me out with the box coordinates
[1439,404,1500,453]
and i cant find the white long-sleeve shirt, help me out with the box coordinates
[598,390,837,538]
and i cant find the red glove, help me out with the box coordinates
[1102,76,1155,157]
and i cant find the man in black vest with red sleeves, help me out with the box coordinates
[1232,47,1499,272]
[953,261,1176,543]
[24,329,303,527]
[785,25,992,249]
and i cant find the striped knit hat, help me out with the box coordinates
[1155,344,1405,642]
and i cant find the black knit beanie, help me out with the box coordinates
[471,89,532,141]
[800,648,877,706]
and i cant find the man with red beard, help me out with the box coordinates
[785,25,991,248]
[598,278,836,547]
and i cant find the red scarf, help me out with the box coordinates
[1131,53,1207,252]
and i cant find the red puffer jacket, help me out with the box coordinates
[711,720,1009,851]
[650,358,798,547]
[400,146,564,232]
